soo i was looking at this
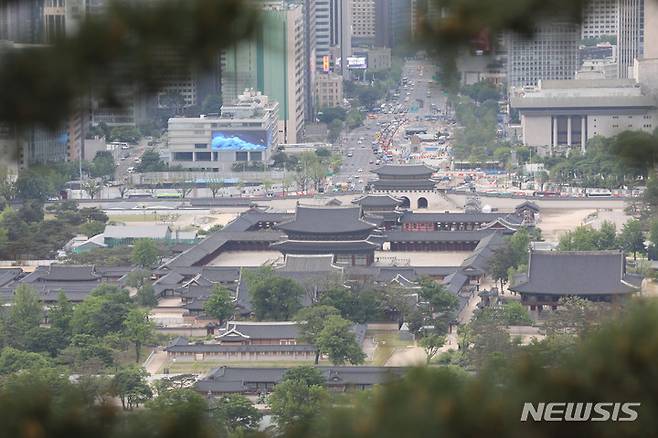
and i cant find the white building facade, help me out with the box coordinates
[167,91,279,171]
[511,79,657,154]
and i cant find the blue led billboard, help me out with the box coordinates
[211,130,269,152]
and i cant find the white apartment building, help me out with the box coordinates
[510,79,657,155]
[167,91,279,171]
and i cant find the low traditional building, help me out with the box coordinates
[509,250,643,317]
[196,366,406,395]
[399,211,525,233]
[352,194,404,229]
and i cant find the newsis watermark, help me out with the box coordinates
[520,402,641,422]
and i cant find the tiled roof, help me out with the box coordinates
[370,179,437,190]
[371,164,435,177]
[219,321,301,340]
[400,211,522,224]
[276,254,341,272]
[386,230,494,242]
[277,206,376,234]
[509,250,641,296]
[196,366,407,393]
[352,195,403,207]
[271,240,379,252]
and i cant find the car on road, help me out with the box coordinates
[357,140,363,145]
[347,152,353,157]
[357,168,363,173]
[127,167,135,173]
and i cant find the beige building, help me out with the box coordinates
[352,0,376,44]
[511,79,657,155]
[363,46,391,71]
[315,73,344,108]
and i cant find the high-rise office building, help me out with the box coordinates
[506,22,580,88]
[313,0,351,76]
[222,2,306,143]
[645,0,658,58]
[352,0,376,46]
[582,0,618,39]
[617,0,644,78]
[0,0,43,43]
[304,0,318,119]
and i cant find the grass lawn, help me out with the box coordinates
[371,333,414,366]
[158,359,328,374]
[116,345,153,366]
[106,213,164,222]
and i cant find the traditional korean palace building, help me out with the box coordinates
[196,366,406,395]
[509,250,643,317]
[272,206,381,266]
[369,164,437,209]
[352,194,404,229]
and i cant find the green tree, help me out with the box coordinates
[109,126,140,143]
[174,180,195,198]
[315,315,365,365]
[79,220,105,237]
[14,169,54,201]
[317,107,347,124]
[4,284,42,348]
[327,119,343,144]
[619,219,645,260]
[123,308,154,363]
[558,225,601,251]
[111,365,152,410]
[213,393,262,433]
[246,268,304,321]
[282,366,325,387]
[420,334,446,365]
[136,150,167,172]
[418,279,459,334]
[71,285,132,337]
[204,284,234,325]
[135,283,158,308]
[208,181,225,198]
[0,347,54,375]
[48,290,74,335]
[125,270,151,289]
[81,179,102,200]
[597,220,618,250]
[499,301,533,325]
[131,238,160,268]
[269,379,328,428]
[542,297,616,336]
[295,305,340,364]
[89,151,116,179]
